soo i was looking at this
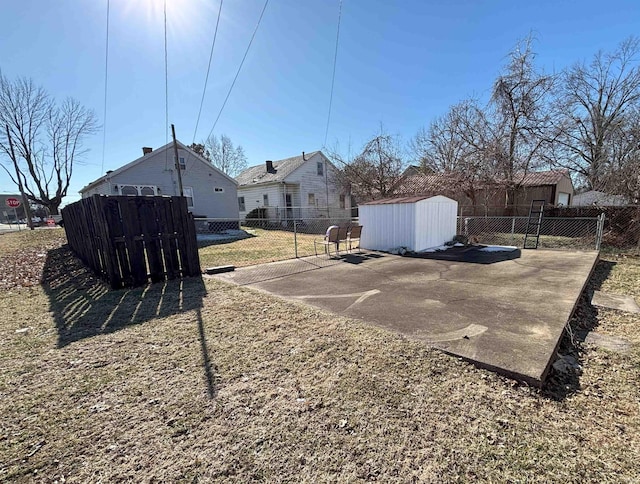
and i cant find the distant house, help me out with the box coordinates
[394,169,574,214]
[79,141,239,219]
[572,190,629,207]
[235,151,351,221]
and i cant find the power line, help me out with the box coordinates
[100,0,110,175]
[323,0,343,147]
[193,0,224,144]
[182,0,224,173]
[206,0,269,140]
[164,0,169,170]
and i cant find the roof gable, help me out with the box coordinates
[235,151,323,186]
[80,141,237,193]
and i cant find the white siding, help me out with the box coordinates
[282,152,351,218]
[81,181,111,197]
[237,152,351,220]
[237,184,283,218]
[360,196,457,252]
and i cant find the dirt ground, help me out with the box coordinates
[0,230,639,482]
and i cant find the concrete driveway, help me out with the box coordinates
[212,249,599,385]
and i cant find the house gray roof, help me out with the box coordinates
[79,140,237,193]
[235,151,321,187]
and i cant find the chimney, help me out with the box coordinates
[302,151,307,161]
[265,160,274,172]
[142,147,153,155]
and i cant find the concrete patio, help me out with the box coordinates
[212,249,599,385]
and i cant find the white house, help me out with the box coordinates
[359,195,458,252]
[235,151,351,221]
[79,141,239,219]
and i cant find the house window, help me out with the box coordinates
[317,162,324,176]
[214,187,224,193]
[183,187,194,208]
[238,196,246,212]
[308,193,315,206]
[178,156,186,170]
[118,184,157,196]
[120,185,138,196]
[263,194,269,206]
[339,194,346,209]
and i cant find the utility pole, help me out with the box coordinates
[5,124,34,230]
[171,124,184,197]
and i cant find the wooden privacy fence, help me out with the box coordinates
[62,195,201,288]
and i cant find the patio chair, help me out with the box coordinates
[347,225,362,253]
[337,226,349,252]
[314,226,341,258]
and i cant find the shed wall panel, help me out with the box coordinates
[360,203,416,251]
[414,198,458,250]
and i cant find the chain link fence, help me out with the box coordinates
[195,217,359,283]
[458,216,604,250]
[550,205,640,252]
[459,205,640,250]
[196,206,637,283]
[458,205,640,252]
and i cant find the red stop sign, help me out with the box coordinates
[5,197,21,208]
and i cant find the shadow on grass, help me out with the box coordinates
[196,232,256,249]
[541,259,616,400]
[42,245,217,398]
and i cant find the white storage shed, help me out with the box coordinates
[358,195,458,252]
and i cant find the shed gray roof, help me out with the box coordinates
[361,195,456,205]
[361,195,433,205]
[235,151,321,187]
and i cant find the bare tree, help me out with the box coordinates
[410,100,503,210]
[0,73,97,214]
[203,134,247,177]
[409,37,554,210]
[598,106,640,202]
[328,129,406,201]
[550,37,640,190]
[490,36,555,205]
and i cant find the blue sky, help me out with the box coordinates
[1,0,638,205]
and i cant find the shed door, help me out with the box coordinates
[558,192,570,206]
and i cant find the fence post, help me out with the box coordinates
[595,212,605,250]
[511,217,516,245]
[294,219,298,258]
[464,218,469,237]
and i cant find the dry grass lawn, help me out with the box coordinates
[0,230,639,482]
[198,227,319,269]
